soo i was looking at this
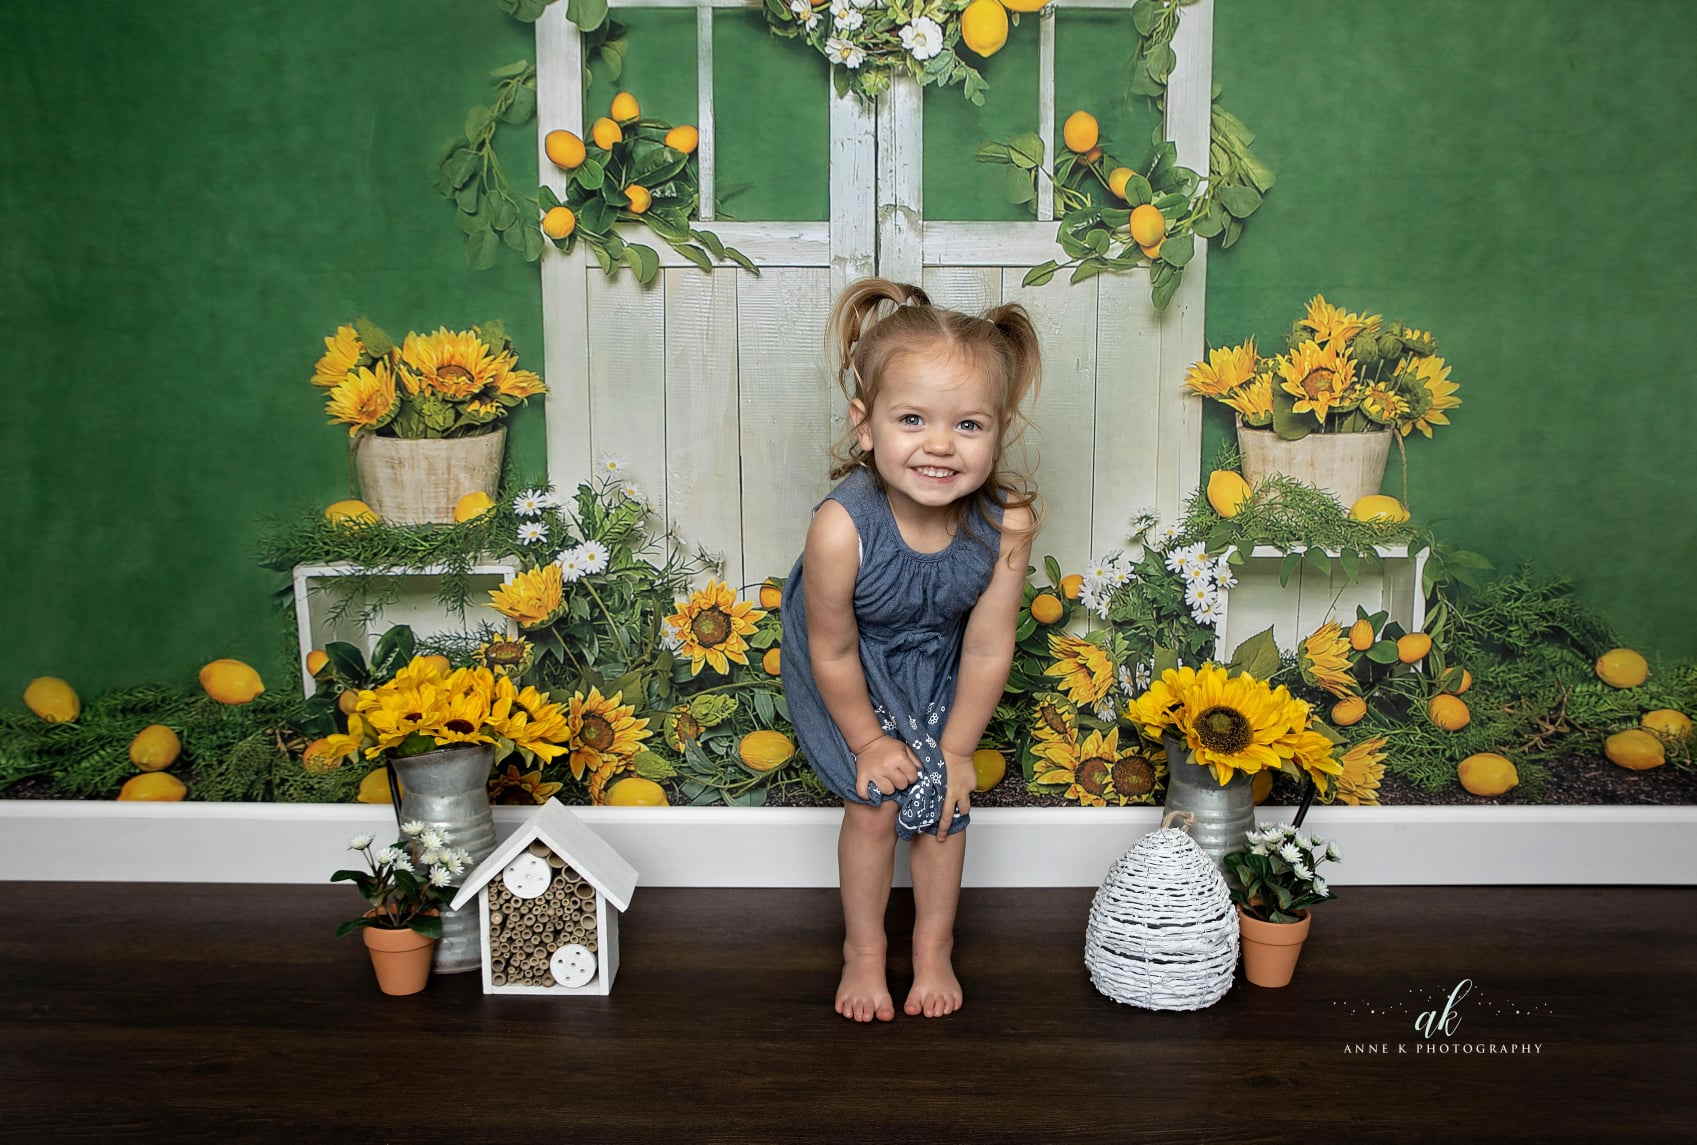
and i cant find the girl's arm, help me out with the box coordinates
[804,500,886,754]
[939,505,1036,761]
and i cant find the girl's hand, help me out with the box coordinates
[936,748,977,840]
[853,735,921,799]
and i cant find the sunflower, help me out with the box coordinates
[502,684,574,766]
[488,563,566,628]
[426,682,495,747]
[1298,294,1382,350]
[312,323,364,388]
[1357,381,1410,425]
[1276,341,1359,425]
[324,357,400,437]
[359,684,449,755]
[494,365,547,399]
[1222,372,1274,427]
[1043,634,1115,706]
[1028,691,1078,747]
[393,656,451,689]
[399,327,509,401]
[1395,354,1461,439]
[664,579,767,676]
[309,711,369,772]
[587,758,635,804]
[1182,339,1258,397]
[1333,735,1387,806]
[1273,724,1345,796]
[1105,735,1167,806]
[1134,664,1304,786]
[1031,727,1126,807]
[664,704,705,753]
[562,686,652,782]
[474,636,535,678]
[488,763,564,805]
[1299,621,1358,699]
[1396,325,1437,355]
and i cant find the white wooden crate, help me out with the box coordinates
[1215,543,1428,660]
[291,561,521,697]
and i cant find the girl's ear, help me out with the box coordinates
[849,398,871,451]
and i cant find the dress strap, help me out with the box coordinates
[814,464,884,562]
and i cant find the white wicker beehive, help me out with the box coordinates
[1084,811,1239,1011]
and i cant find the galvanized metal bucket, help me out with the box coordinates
[391,744,496,974]
[1160,734,1255,874]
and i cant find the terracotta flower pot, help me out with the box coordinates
[362,911,438,996]
[1237,904,1311,988]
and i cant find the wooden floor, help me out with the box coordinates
[3,882,1694,1145]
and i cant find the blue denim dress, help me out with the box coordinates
[780,464,1004,839]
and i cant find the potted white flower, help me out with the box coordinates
[332,824,473,995]
[1221,823,1341,987]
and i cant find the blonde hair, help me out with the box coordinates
[823,276,1043,565]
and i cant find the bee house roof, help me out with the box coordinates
[449,798,638,913]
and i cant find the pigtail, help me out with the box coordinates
[823,277,933,479]
[973,302,1045,566]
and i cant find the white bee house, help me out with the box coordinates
[448,797,639,996]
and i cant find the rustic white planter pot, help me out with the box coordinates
[1236,420,1392,509]
[354,425,506,525]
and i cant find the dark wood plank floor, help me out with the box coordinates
[2,881,1694,1145]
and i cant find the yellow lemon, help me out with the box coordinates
[119,772,187,801]
[1396,632,1431,663]
[1060,573,1083,600]
[1594,648,1648,689]
[23,676,80,723]
[1206,468,1251,517]
[542,206,576,239]
[1062,110,1098,153]
[1330,696,1367,727]
[200,659,265,705]
[1251,770,1274,805]
[1438,665,1473,694]
[1605,728,1665,771]
[960,0,1009,57]
[591,116,622,150]
[129,724,182,771]
[544,129,586,170]
[971,748,1006,792]
[1428,693,1470,731]
[1454,667,1473,694]
[1030,593,1063,624]
[1349,494,1408,523]
[1138,239,1164,260]
[665,124,699,154]
[453,491,495,522]
[302,737,344,774]
[1082,146,1103,166]
[759,581,783,610]
[324,499,378,527]
[624,184,652,214]
[609,91,640,124]
[1000,0,1047,9]
[1107,166,1134,199]
[306,649,330,676]
[1348,618,1375,651]
[739,729,796,772]
[1129,203,1166,248]
[1642,709,1692,741]
[607,776,669,805]
[763,648,782,676]
[338,689,361,715]
[356,767,399,803]
[415,654,452,676]
[1457,752,1517,797]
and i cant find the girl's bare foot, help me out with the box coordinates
[836,943,895,1022]
[904,937,963,1017]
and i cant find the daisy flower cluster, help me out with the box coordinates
[1244,822,1341,894]
[1163,536,1237,629]
[335,825,474,934]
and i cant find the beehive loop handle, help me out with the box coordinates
[1160,810,1195,834]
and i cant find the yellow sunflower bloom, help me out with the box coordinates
[399,327,509,401]
[563,686,652,782]
[1299,294,1382,350]
[425,683,494,747]
[474,636,535,677]
[1300,621,1359,699]
[1182,339,1258,398]
[1273,724,1345,796]
[488,763,564,805]
[1125,664,1200,741]
[494,366,547,399]
[1333,735,1387,806]
[312,323,364,388]
[311,712,370,771]
[664,579,767,677]
[1028,691,1078,747]
[488,563,566,628]
[1043,634,1115,706]
[1358,382,1410,425]
[1222,372,1274,426]
[501,684,573,765]
[1164,663,1300,786]
[1032,727,1123,807]
[392,656,451,689]
[1398,354,1461,439]
[1277,341,1359,425]
[324,357,400,438]
[588,758,635,804]
[360,684,449,755]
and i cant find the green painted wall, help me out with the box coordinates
[4,0,1691,709]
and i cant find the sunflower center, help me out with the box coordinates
[1112,757,1155,796]
[487,640,525,666]
[676,713,703,740]
[1302,367,1335,397]
[1039,703,1070,738]
[692,607,732,648]
[1078,758,1111,794]
[445,719,475,734]
[581,714,615,752]
[1196,706,1252,754]
[405,712,423,723]
[438,364,475,384]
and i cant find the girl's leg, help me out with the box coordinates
[905,825,967,1017]
[836,799,899,1022]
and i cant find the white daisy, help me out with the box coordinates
[1273,823,1298,838]
[1155,522,1185,547]
[831,6,863,32]
[516,521,548,544]
[1326,840,1343,862]
[347,834,373,851]
[512,489,550,517]
[558,549,586,583]
[1278,842,1303,864]
[789,0,820,30]
[400,821,425,837]
[1085,559,1115,582]
[1184,582,1214,609]
[446,854,468,877]
[1312,875,1329,895]
[428,866,452,887]
[899,15,943,60]
[1212,555,1239,589]
[1249,843,1268,856]
[1093,698,1118,723]
[618,480,643,503]
[392,855,415,874]
[1194,598,1222,625]
[576,540,610,574]
[377,846,403,865]
[1181,560,1213,585]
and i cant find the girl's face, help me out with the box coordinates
[850,340,1000,514]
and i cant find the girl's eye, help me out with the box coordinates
[899,414,921,426]
[959,420,983,432]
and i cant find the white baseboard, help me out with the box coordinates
[2,801,1692,887]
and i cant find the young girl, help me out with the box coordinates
[779,277,1043,1022]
